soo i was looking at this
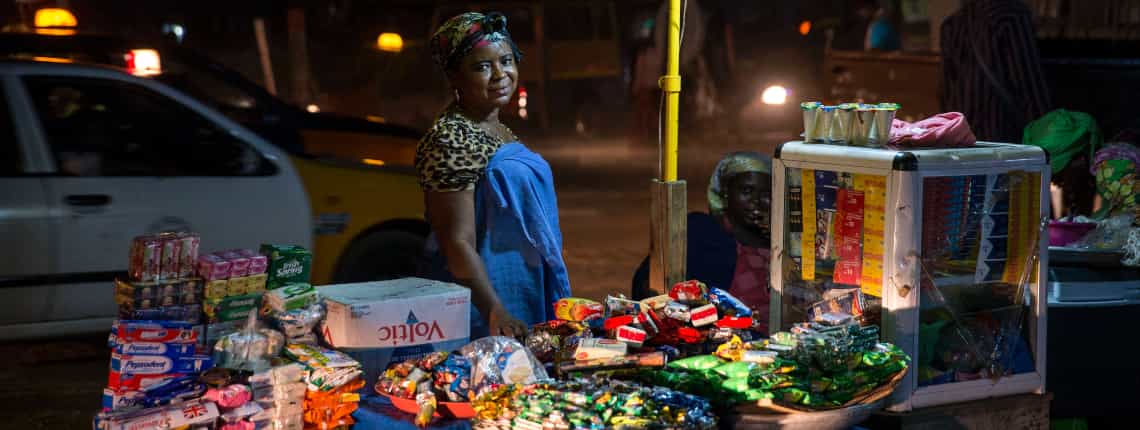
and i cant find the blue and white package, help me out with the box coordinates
[110,353,213,375]
[112,342,197,358]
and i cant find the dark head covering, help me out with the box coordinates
[430,12,522,71]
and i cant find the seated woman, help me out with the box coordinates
[632,151,773,333]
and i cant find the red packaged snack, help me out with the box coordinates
[614,325,647,348]
[176,233,200,278]
[676,327,705,344]
[130,235,162,282]
[668,280,708,305]
[554,298,604,322]
[602,315,635,331]
[715,316,754,329]
[689,304,719,327]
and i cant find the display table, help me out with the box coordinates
[353,395,471,430]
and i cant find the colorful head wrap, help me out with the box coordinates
[708,152,772,218]
[1092,143,1140,220]
[431,12,522,71]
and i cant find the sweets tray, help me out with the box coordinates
[377,392,476,419]
[733,368,906,430]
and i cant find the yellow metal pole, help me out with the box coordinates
[659,0,682,182]
[649,0,687,295]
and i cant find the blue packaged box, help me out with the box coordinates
[112,342,197,358]
[110,353,213,375]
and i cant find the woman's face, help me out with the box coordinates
[725,172,772,237]
[449,40,518,114]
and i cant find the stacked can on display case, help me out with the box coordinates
[769,141,1050,410]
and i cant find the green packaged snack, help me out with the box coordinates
[203,292,263,323]
[667,355,725,371]
[260,244,312,289]
[752,373,796,390]
[720,377,751,394]
[862,351,892,367]
[713,361,756,379]
[777,388,809,405]
[810,377,834,393]
[745,389,774,401]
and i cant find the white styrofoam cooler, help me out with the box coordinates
[319,278,471,386]
[769,141,1049,411]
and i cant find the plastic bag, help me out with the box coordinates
[214,311,285,371]
[1072,214,1133,250]
[272,302,325,343]
[459,336,548,397]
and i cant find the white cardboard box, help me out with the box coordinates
[319,277,471,349]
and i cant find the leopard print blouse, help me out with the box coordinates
[415,103,517,192]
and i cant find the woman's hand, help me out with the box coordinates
[487,306,528,338]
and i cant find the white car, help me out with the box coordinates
[0,59,314,339]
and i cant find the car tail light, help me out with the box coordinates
[125,49,161,76]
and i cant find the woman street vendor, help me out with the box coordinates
[417,12,571,339]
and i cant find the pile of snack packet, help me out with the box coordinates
[637,314,910,410]
[470,377,718,430]
[526,280,760,376]
[377,337,549,428]
[96,232,336,430]
[285,344,365,429]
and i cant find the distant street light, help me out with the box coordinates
[376,32,404,53]
[761,85,788,105]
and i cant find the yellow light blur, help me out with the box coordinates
[518,108,528,119]
[127,49,162,76]
[35,8,78,29]
[761,85,788,105]
[32,56,73,64]
[799,20,812,36]
[361,158,386,166]
[376,33,404,53]
[306,104,320,113]
[365,115,386,123]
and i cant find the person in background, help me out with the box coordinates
[940,0,1051,143]
[632,152,773,333]
[863,1,901,51]
[417,12,571,339]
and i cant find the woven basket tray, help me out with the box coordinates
[736,367,907,416]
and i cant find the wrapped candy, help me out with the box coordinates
[553,298,604,322]
[706,287,752,317]
[668,280,708,305]
[414,392,436,428]
[603,295,642,318]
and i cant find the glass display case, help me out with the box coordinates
[769,141,1049,411]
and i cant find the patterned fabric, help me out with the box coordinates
[1093,143,1140,220]
[430,11,521,71]
[729,244,770,334]
[707,151,772,218]
[415,103,515,192]
[941,0,1051,142]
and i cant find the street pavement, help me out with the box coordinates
[1,127,792,428]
